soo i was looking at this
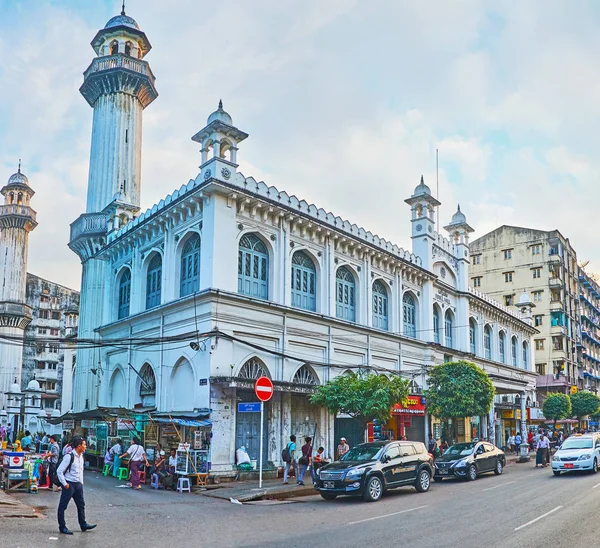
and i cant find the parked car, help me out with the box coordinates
[552,433,600,475]
[433,441,505,482]
[314,440,433,502]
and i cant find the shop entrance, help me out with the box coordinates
[235,390,267,463]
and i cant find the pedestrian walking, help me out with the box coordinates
[45,434,61,492]
[536,430,550,468]
[337,437,350,459]
[109,438,122,477]
[56,436,96,535]
[297,436,312,486]
[282,435,297,484]
[119,437,149,490]
[427,434,437,454]
[515,432,522,454]
[507,433,515,454]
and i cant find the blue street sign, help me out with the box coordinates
[238,402,261,413]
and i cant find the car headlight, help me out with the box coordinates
[552,455,560,461]
[345,468,365,479]
[453,459,468,468]
[578,454,592,460]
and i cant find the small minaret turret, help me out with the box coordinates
[444,204,474,293]
[404,175,440,270]
[0,163,37,411]
[192,100,248,183]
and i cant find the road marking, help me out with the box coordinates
[514,506,563,532]
[593,482,600,489]
[483,481,516,492]
[347,505,428,525]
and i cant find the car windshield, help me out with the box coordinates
[560,438,593,450]
[339,444,384,462]
[443,442,477,457]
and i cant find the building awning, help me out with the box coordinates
[153,418,211,427]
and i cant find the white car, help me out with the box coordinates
[552,434,600,475]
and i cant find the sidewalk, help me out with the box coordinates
[202,477,316,502]
[0,489,40,518]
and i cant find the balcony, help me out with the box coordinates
[551,323,566,335]
[536,374,572,389]
[83,54,156,85]
[69,213,107,261]
[548,253,562,264]
[549,277,563,288]
[550,300,564,311]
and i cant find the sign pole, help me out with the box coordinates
[259,401,264,489]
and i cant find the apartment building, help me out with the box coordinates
[578,268,600,394]
[470,226,580,397]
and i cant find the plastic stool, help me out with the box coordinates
[138,470,147,484]
[102,464,111,476]
[117,467,129,481]
[177,477,191,494]
[150,474,160,489]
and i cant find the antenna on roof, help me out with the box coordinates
[436,148,439,231]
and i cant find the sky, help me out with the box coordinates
[0,0,599,290]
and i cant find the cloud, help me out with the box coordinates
[1,0,600,290]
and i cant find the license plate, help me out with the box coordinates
[324,481,335,489]
[564,463,574,469]
[438,469,448,475]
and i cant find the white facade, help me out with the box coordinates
[69,10,539,471]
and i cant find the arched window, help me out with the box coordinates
[444,310,454,348]
[484,325,492,360]
[403,293,416,338]
[110,40,118,55]
[117,269,131,319]
[293,365,319,385]
[433,306,441,344]
[291,251,316,312]
[239,357,270,379]
[238,234,268,299]
[522,342,529,369]
[139,363,156,406]
[335,267,356,322]
[146,254,162,309]
[469,318,477,354]
[180,233,200,297]
[372,280,388,330]
[124,41,132,56]
[499,331,506,363]
[512,337,518,367]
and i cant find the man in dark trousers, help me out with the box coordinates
[56,436,97,535]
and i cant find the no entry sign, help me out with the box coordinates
[254,376,274,402]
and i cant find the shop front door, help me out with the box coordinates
[235,392,268,463]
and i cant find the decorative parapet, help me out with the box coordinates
[110,172,423,267]
[468,286,525,321]
[0,204,37,231]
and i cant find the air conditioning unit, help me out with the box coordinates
[502,396,509,403]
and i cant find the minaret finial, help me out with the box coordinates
[457,203,461,212]
[218,99,223,109]
[18,159,21,174]
[420,174,424,184]
[121,1,126,15]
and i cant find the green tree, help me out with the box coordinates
[570,391,600,427]
[309,373,410,431]
[424,361,495,421]
[542,393,572,429]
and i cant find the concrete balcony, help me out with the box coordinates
[69,213,107,261]
[549,277,563,288]
[36,369,58,381]
[551,324,566,336]
[550,300,564,311]
[536,374,573,389]
[0,301,33,329]
[548,253,562,264]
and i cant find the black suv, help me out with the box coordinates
[314,441,433,502]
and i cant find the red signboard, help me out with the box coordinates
[254,376,274,402]
[391,395,426,416]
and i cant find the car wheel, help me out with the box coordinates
[415,470,431,492]
[320,493,337,500]
[494,460,503,476]
[363,476,383,502]
[433,476,444,483]
[467,465,478,481]
[593,459,598,474]
[553,470,561,476]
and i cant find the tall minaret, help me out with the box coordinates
[69,7,158,411]
[0,164,37,411]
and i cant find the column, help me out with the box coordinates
[488,404,495,448]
